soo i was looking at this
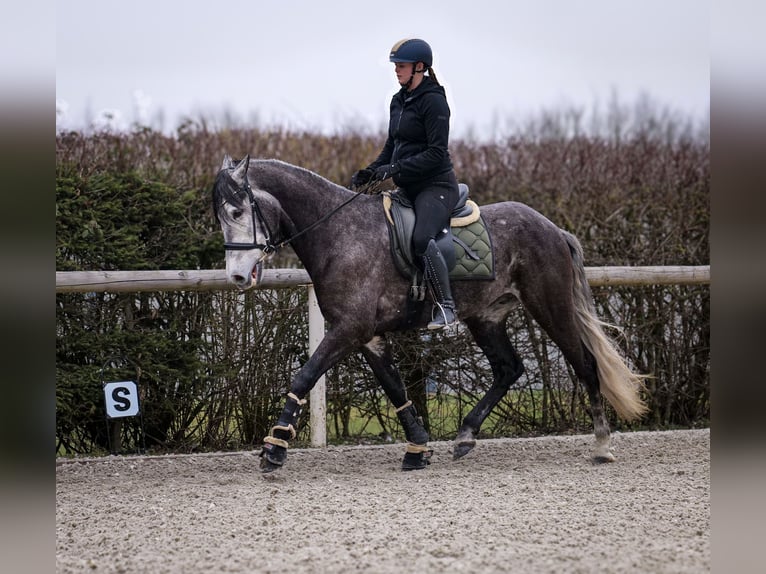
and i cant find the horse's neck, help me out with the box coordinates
[254,161,351,226]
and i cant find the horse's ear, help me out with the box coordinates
[221,154,234,170]
[231,155,250,183]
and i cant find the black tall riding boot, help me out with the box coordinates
[422,239,457,330]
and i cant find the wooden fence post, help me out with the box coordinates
[307,286,327,447]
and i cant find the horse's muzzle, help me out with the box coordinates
[230,261,263,290]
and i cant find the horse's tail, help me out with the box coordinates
[562,230,649,421]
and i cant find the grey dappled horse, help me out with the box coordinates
[212,155,647,472]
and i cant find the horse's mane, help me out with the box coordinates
[253,159,346,193]
[212,158,351,222]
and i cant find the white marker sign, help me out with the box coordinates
[104,381,140,418]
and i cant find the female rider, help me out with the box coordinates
[352,38,459,330]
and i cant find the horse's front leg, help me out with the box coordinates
[259,330,356,473]
[361,336,432,471]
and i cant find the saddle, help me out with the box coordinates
[382,184,495,296]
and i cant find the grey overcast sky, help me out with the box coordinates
[56,0,709,138]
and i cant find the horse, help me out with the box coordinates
[212,154,647,473]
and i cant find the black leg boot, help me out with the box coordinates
[396,401,433,471]
[259,392,305,473]
[422,239,457,330]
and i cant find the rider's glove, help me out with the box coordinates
[372,163,400,182]
[350,168,374,188]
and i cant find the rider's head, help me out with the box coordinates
[389,38,435,90]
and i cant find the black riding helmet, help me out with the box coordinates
[389,38,433,67]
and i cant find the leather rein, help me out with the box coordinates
[223,177,373,255]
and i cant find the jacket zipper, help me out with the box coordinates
[393,97,406,162]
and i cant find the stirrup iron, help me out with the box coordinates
[428,301,457,330]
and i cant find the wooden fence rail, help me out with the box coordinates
[55,266,709,294]
[55,265,710,448]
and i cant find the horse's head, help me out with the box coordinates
[212,154,281,290]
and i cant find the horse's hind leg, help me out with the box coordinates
[454,317,524,460]
[545,334,615,463]
[521,292,615,463]
[577,349,616,463]
[361,336,432,471]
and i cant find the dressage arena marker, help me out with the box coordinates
[100,358,147,454]
[103,381,140,419]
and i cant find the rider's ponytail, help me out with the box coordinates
[427,67,441,86]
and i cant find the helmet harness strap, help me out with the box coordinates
[402,62,425,90]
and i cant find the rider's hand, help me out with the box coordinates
[372,163,399,182]
[350,168,373,188]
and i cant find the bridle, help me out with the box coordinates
[222,174,371,255]
[222,178,280,255]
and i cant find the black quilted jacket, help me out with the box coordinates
[367,76,454,187]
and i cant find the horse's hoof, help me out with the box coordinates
[401,449,432,471]
[453,439,476,460]
[592,453,617,464]
[259,443,287,472]
[260,458,283,473]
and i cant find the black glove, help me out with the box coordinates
[351,168,373,188]
[372,163,400,182]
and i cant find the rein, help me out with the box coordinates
[223,177,377,255]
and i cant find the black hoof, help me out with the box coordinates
[592,455,617,465]
[259,458,283,473]
[453,440,476,460]
[259,443,287,473]
[401,449,433,471]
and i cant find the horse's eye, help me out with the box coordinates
[232,209,244,219]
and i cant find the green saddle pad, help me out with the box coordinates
[383,190,495,281]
